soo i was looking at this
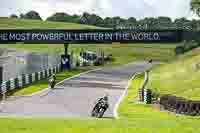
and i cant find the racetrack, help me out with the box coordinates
[0,61,154,118]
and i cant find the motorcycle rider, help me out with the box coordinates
[96,94,109,110]
[49,73,56,89]
[148,58,153,63]
[91,94,109,117]
[52,73,56,81]
[98,95,109,104]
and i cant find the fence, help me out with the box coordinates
[0,64,61,97]
[1,52,61,81]
[79,49,105,66]
[138,71,151,103]
[144,89,152,104]
[138,71,200,116]
[160,95,200,116]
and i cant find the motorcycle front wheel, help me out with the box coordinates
[50,82,56,89]
[51,85,55,89]
[97,108,105,118]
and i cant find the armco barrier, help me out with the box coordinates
[138,88,144,102]
[10,79,15,90]
[14,78,19,89]
[137,71,200,116]
[137,70,200,116]
[22,75,26,86]
[32,73,35,82]
[25,75,29,85]
[138,71,149,102]
[160,94,200,116]
[6,80,11,91]
[18,76,23,88]
[144,89,152,104]
[35,72,39,81]
[0,64,61,97]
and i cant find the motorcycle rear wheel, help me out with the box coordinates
[91,107,98,117]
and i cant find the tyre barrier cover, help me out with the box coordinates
[0,64,61,96]
[138,88,144,102]
[160,94,200,116]
[144,89,152,104]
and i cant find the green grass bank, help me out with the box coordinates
[0,73,200,133]
[147,47,200,101]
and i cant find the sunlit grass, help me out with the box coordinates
[0,18,98,29]
[147,48,200,100]
[1,73,200,133]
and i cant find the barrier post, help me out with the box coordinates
[0,66,3,85]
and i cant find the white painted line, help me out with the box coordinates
[113,72,143,119]
[139,71,148,90]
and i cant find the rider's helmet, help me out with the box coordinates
[52,73,56,80]
[148,59,153,63]
[103,94,109,101]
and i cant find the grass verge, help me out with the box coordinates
[147,47,200,101]
[0,18,99,29]
[1,73,200,133]
[1,43,177,66]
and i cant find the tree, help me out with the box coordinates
[123,17,137,28]
[128,17,137,23]
[174,18,191,30]
[80,12,91,24]
[20,13,24,19]
[10,14,18,18]
[22,11,42,20]
[79,12,103,26]
[103,17,114,27]
[112,17,126,27]
[103,16,126,28]
[174,17,189,23]
[71,14,81,23]
[138,17,158,29]
[90,14,104,26]
[47,12,68,22]
[195,20,200,30]
[157,16,172,23]
[156,16,172,29]
[191,19,198,31]
[46,12,80,23]
[191,0,200,17]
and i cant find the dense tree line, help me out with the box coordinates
[8,2,200,56]
[19,11,42,20]
[8,6,200,55]
[45,12,200,31]
[9,10,200,31]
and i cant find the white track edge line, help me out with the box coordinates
[113,72,143,119]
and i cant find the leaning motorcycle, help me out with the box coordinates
[91,100,109,118]
[49,78,56,89]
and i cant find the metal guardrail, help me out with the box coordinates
[0,64,61,97]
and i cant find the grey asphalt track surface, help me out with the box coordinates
[0,61,154,118]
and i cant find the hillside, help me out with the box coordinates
[0,18,99,29]
[148,48,200,100]
[0,18,177,66]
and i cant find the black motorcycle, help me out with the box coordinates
[49,78,56,89]
[91,100,109,118]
